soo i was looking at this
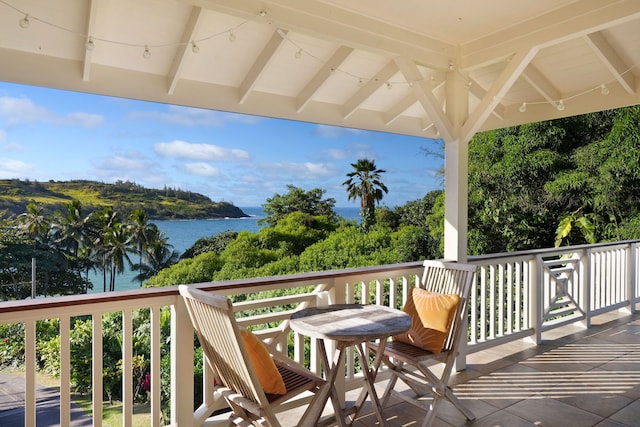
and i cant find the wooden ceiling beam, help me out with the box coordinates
[342,60,398,120]
[585,31,635,94]
[296,46,353,112]
[239,28,287,104]
[167,6,204,95]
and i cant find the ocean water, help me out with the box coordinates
[90,206,360,292]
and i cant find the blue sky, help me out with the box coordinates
[0,81,443,208]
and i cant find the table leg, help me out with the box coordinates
[300,338,348,427]
[350,340,388,425]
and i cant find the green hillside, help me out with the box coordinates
[0,179,247,219]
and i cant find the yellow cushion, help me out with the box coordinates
[240,328,286,395]
[393,287,460,354]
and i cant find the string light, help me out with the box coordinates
[1,0,249,59]
[19,13,29,28]
[7,0,626,104]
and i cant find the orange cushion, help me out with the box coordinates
[393,287,460,354]
[240,328,286,395]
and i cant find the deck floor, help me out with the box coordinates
[276,310,640,427]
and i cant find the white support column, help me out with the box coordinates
[443,60,469,263]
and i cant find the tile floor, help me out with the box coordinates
[277,309,640,427]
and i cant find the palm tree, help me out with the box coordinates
[17,202,50,245]
[342,158,388,230]
[128,208,154,286]
[104,221,133,292]
[131,225,179,283]
[52,200,90,258]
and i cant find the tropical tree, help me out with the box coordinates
[261,185,337,227]
[131,225,179,284]
[342,159,388,231]
[128,209,155,286]
[52,200,91,259]
[17,202,50,245]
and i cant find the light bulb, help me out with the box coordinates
[85,37,95,51]
[143,45,151,59]
[19,14,30,29]
[228,30,236,42]
[519,102,527,113]
[600,84,609,95]
[556,100,565,111]
[191,42,200,54]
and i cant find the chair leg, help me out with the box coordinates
[443,386,475,421]
[380,360,403,407]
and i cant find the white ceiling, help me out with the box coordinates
[1,0,639,140]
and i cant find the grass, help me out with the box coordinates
[73,397,155,427]
[0,368,154,427]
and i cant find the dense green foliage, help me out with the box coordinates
[466,106,640,253]
[260,185,337,227]
[0,200,178,298]
[0,179,247,220]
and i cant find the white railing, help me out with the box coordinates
[0,240,638,426]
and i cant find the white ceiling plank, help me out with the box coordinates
[385,94,418,126]
[342,60,398,120]
[462,0,640,70]
[189,0,453,69]
[585,32,635,94]
[167,6,204,95]
[238,28,287,104]
[521,64,562,104]
[463,49,538,142]
[295,46,353,113]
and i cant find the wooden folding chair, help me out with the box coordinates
[368,260,477,427]
[179,285,332,427]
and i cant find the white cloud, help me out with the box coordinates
[59,112,104,128]
[314,124,365,138]
[317,143,377,162]
[154,140,250,161]
[256,161,338,179]
[0,96,51,125]
[2,142,23,152]
[184,162,220,177]
[128,105,261,127]
[95,155,155,171]
[0,96,104,128]
[320,148,350,160]
[0,157,37,177]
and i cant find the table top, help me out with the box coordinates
[290,304,411,342]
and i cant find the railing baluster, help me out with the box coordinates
[25,320,36,427]
[92,312,103,427]
[60,316,70,427]
[150,306,162,427]
[122,308,133,427]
